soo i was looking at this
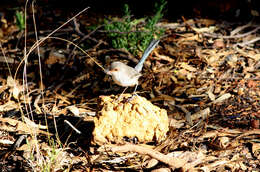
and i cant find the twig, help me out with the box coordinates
[174,105,192,126]
[14,7,90,81]
[64,120,81,134]
[73,18,84,36]
[230,22,252,36]
[202,26,260,39]
[198,77,260,81]
[108,143,187,169]
[232,129,260,143]
[234,37,260,47]
[98,30,149,34]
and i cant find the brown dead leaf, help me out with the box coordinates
[146,158,159,169]
[176,69,192,80]
[167,151,205,170]
[153,51,174,62]
[0,117,51,136]
[226,55,238,68]
[7,76,23,100]
[177,33,203,44]
[247,80,257,88]
[180,62,197,72]
[45,50,66,65]
[56,94,71,104]
[252,53,260,61]
[0,85,8,94]
[151,168,171,172]
[68,105,80,116]
[251,142,260,157]
[197,19,216,26]
[213,93,231,104]
[23,116,47,130]
[251,119,259,129]
[34,94,42,114]
[191,107,210,121]
[198,130,218,140]
[207,89,216,101]
[217,136,230,149]
[192,26,217,33]
[0,100,19,111]
[213,39,225,48]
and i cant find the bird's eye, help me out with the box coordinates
[113,68,118,71]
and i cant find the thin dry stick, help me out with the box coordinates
[109,144,187,168]
[10,6,91,163]
[230,22,252,36]
[234,37,260,47]
[31,1,55,145]
[22,0,34,122]
[48,36,106,71]
[14,7,90,81]
[0,43,12,77]
[19,1,43,165]
[32,1,44,93]
[233,129,260,141]
[64,120,82,134]
[202,26,260,39]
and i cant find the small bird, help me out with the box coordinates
[106,39,160,93]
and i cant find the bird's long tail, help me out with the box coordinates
[134,39,160,72]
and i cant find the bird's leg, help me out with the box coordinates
[117,87,128,101]
[133,84,138,96]
[126,84,139,102]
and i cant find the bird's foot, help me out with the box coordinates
[125,93,138,102]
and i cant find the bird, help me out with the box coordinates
[106,39,160,95]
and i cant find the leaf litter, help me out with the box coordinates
[0,8,259,172]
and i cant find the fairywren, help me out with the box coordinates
[106,39,160,90]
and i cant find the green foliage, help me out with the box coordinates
[103,0,166,55]
[15,10,25,31]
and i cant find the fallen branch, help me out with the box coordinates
[108,144,187,169]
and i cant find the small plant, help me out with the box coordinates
[15,10,25,31]
[103,0,166,55]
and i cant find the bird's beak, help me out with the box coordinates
[105,69,112,75]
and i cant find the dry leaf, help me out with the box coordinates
[146,158,159,168]
[251,142,260,155]
[68,105,80,116]
[0,117,51,135]
[7,76,23,100]
[34,94,42,114]
[191,108,210,121]
[217,136,230,149]
[192,26,217,33]
[198,130,218,140]
[0,85,8,94]
[0,101,19,111]
[207,90,216,101]
[23,116,47,130]
[151,168,171,172]
[214,93,231,103]
[180,62,197,72]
